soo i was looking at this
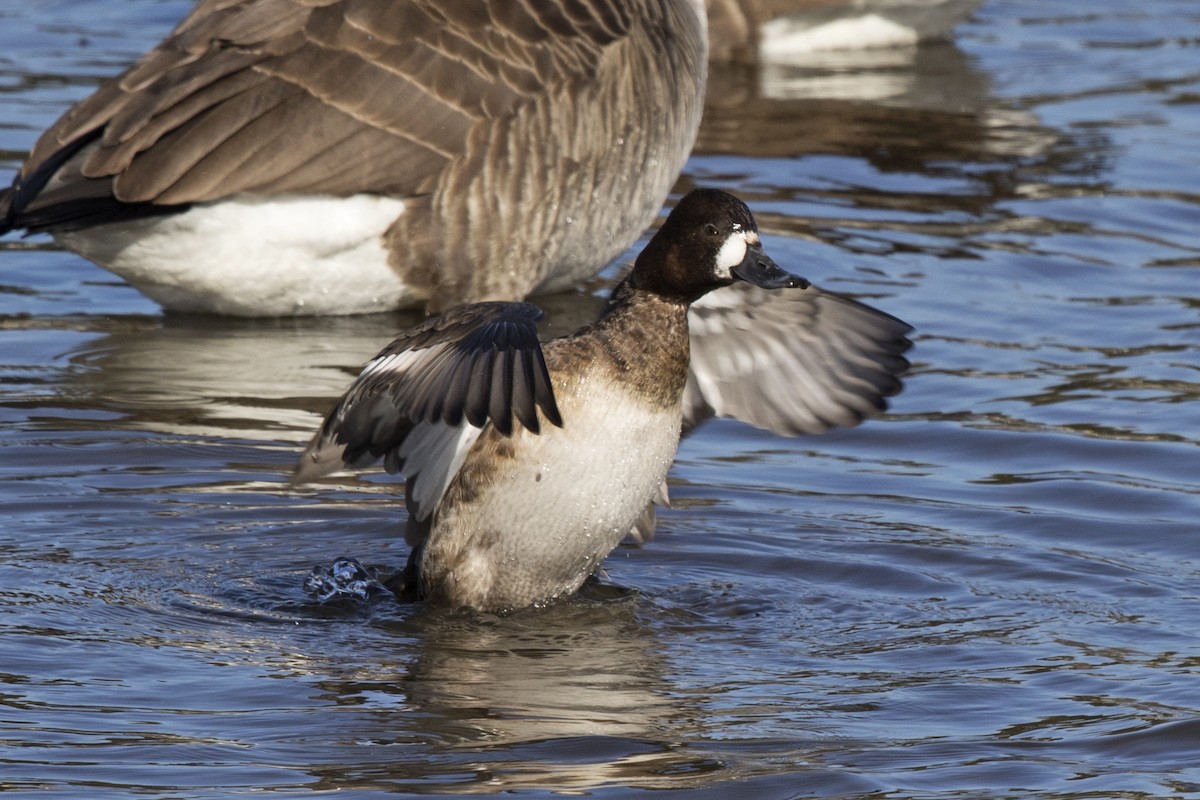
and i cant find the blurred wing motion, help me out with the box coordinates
[626,282,912,545]
[684,281,913,436]
[294,301,562,521]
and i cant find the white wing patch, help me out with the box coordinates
[400,421,484,521]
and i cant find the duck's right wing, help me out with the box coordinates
[684,282,913,436]
[627,283,912,545]
[293,301,562,522]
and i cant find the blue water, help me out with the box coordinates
[1,1,1198,797]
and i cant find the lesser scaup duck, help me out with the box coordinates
[294,189,908,612]
[0,0,707,315]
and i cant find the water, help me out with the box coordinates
[2,1,1199,797]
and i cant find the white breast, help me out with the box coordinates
[56,193,415,316]
[425,378,683,611]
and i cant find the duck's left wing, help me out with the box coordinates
[294,301,562,517]
[684,282,913,436]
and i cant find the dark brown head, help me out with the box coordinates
[630,189,808,302]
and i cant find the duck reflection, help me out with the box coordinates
[398,594,676,745]
[302,594,713,792]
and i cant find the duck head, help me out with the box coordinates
[631,188,809,302]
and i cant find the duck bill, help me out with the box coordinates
[731,245,809,289]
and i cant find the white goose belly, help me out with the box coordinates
[56,194,415,316]
[424,384,683,612]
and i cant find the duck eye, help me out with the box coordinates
[705,224,720,236]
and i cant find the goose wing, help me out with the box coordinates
[684,282,913,436]
[294,301,562,521]
[4,0,639,230]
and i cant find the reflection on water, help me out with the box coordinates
[702,41,1003,154]
[12,291,610,448]
[46,314,416,438]
[2,0,1200,797]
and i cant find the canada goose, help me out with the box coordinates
[0,0,708,316]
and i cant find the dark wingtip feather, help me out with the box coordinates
[511,347,540,434]
[489,346,515,437]
[0,186,13,234]
[532,346,563,428]
[463,346,495,429]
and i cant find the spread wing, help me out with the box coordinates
[628,282,911,545]
[294,301,562,522]
[3,0,636,230]
[684,281,913,436]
